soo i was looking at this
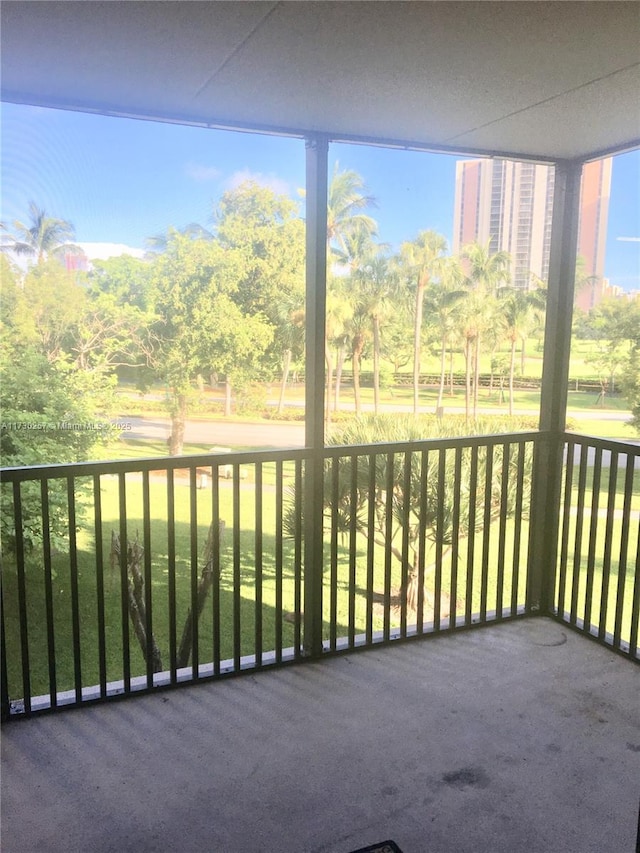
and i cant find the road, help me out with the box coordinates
[124,416,305,449]
[122,402,633,451]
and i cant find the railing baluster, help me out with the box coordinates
[12,482,31,714]
[599,452,619,641]
[93,475,107,699]
[510,441,527,616]
[167,469,177,683]
[1,571,9,720]
[212,464,221,675]
[329,456,339,652]
[400,451,412,637]
[365,454,376,644]
[274,460,284,661]
[557,438,574,618]
[584,447,602,631]
[434,448,446,630]
[142,471,154,687]
[465,447,478,626]
[67,477,82,703]
[629,520,640,660]
[416,449,428,635]
[118,473,130,693]
[274,461,283,664]
[293,459,303,658]
[496,443,510,621]
[233,463,241,671]
[450,446,463,628]
[255,463,263,668]
[613,456,635,650]
[570,445,588,625]
[189,468,199,679]
[348,453,358,648]
[41,479,57,706]
[383,452,394,641]
[480,445,493,622]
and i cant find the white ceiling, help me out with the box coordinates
[2,1,639,161]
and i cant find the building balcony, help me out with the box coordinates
[1,430,638,850]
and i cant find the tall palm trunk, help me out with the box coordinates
[436,331,447,411]
[325,345,334,428]
[473,335,481,419]
[352,333,365,415]
[413,278,424,416]
[335,343,346,412]
[509,336,517,417]
[449,347,455,396]
[372,314,381,415]
[464,337,472,420]
[277,348,292,414]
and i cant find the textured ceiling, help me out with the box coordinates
[2,1,639,161]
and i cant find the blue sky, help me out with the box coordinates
[2,102,639,289]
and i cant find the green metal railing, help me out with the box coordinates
[1,432,637,718]
[551,435,640,657]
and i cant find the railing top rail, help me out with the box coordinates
[562,433,640,456]
[0,447,309,483]
[4,430,637,483]
[324,431,542,458]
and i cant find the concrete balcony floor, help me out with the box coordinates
[2,618,639,853]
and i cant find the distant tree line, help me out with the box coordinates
[2,169,639,476]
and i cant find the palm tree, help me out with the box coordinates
[324,164,378,417]
[326,163,377,263]
[500,286,547,415]
[145,223,213,255]
[8,202,79,263]
[399,230,448,415]
[460,241,511,418]
[324,285,353,427]
[423,255,466,412]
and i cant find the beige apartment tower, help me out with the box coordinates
[453,157,611,307]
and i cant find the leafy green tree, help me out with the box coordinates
[215,181,305,385]
[274,292,306,414]
[11,258,85,360]
[588,297,640,412]
[148,233,273,452]
[89,254,153,311]
[0,342,113,553]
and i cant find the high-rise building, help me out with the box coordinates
[453,157,611,304]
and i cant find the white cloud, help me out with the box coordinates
[616,236,640,242]
[77,242,146,260]
[224,168,290,196]
[185,162,222,182]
